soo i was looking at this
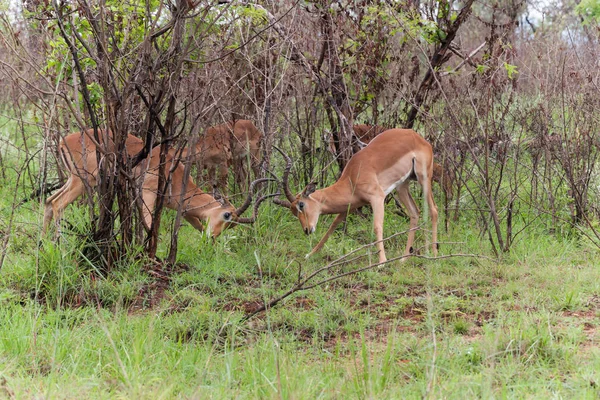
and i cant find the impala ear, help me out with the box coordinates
[302,182,316,197]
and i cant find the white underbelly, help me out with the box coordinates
[383,168,414,195]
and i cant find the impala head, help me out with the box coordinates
[203,196,238,238]
[272,146,321,235]
[290,183,320,235]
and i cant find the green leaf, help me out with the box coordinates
[503,62,519,80]
[475,64,488,74]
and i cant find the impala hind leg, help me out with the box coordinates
[370,196,387,263]
[43,185,66,234]
[140,188,158,231]
[250,152,261,180]
[43,176,85,236]
[247,145,262,187]
[216,163,229,195]
[414,160,438,256]
[206,165,217,189]
[235,157,249,192]
[424,180,438,256]
[396,184,420,259]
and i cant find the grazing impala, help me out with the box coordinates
[43,129,267,238]
[275,129,438,263]
[195,119,262,193]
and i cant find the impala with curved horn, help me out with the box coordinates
[43,129,269,238]
[274,129,438,263]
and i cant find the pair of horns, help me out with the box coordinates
[234,178,276,224]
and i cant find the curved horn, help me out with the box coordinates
[272,197,291,208]
[234,178,273,216]
[261,164,292,208]
[272,145,295,203]
[237,191,279,224]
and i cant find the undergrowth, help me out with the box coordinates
[0,191,599,398]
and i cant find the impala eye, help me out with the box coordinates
[298,202,305,211]
[223,212,232,221]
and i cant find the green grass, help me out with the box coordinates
[0,193,600,398]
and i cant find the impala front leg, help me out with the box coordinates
[306,212,348,259]
[183,214,205,232]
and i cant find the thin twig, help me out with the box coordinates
[242,233,490,322]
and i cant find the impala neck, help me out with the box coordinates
[311,183,355,215]
[184,189,221,217]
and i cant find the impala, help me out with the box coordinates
[194,119,262,193]
[43,129,267,238]
[329,124,452,199]
[275,128,438,263]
